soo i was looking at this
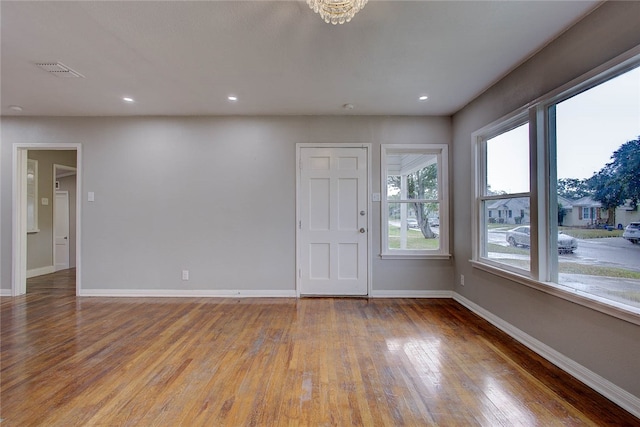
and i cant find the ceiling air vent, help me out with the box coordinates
[35,62,84,78]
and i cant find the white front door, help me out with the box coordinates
[54,191,70,271]
[298,146,369,296]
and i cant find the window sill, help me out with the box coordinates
[470,260,640,326]
[381,253,452,260]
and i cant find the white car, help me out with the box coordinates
[406,218,419,229]
[506,225,578,254]
[623,222,640,244]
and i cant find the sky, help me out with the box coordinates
[487,66,640,194]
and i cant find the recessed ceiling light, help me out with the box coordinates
[227,95,238,102]
[8,105,23,112]
[123,97,134,103]
[418,95,429,101]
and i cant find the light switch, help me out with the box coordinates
[41,198,49,206]
[88,192,95,202]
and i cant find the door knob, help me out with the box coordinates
[360,210,366,216]
[359,228,366,233]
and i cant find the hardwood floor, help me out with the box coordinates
[1,270,638,426]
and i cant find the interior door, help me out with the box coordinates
[298,147,368,296]
[54,191,70,271]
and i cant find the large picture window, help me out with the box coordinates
[381,144,449,258]
[549,64,640,310]
[473,52,640,321]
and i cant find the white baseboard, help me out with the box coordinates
[26,265,56,279]
[371,290,453,298]
[80,289,452,299]
[453,292,640,419]
[79,289,297,298]
[0,289,12,296]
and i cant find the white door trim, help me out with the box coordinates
[295,143,372,297]
[12,143,82,296]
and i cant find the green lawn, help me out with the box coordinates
[558,262,640,279]
[559,227,623,239]
[388,225,439,250]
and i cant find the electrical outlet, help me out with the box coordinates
[182,270,189,281]
[460,274,465,286]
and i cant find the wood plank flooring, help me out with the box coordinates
[1,269,638,426]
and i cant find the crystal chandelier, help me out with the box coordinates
[307,0,368,25]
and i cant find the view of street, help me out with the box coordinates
[487,227,640,308]
[488,228,640,272]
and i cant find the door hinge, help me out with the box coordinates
[298,268,301,278]
[299,159,303,170]
[299,220,302,229]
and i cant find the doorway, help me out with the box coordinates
[296,145,371,296]
[12,144,82,296]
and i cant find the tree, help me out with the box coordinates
[557,178,592,200]
[558,202,566,226]
[406,164,438,239]
[612,137,640,203]
[486,186,506,196]
[588,137,640,225]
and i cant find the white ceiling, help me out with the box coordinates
[1,1,601,117]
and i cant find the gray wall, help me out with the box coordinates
[26,150,76,270]
[1,116,453,293]
[452,2,640,398]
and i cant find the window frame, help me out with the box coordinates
[471,46,640,325]
[473,113,535,277]
[381,144,450,259]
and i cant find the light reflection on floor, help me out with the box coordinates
[386,337,442,389]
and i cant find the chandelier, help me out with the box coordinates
[307,0,368,25]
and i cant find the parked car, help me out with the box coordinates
[406,218,419,229]
[506,225,578,253]
[429,218,439,227]
[623,222,640,244]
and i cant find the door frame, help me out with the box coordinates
[52,164,77,272]
[295,143,372,297]
[12,143,82,296]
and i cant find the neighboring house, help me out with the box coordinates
[487,198,530,225]
[615,200,640,228]
[562,196,605,227]
[559,196,639,228]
